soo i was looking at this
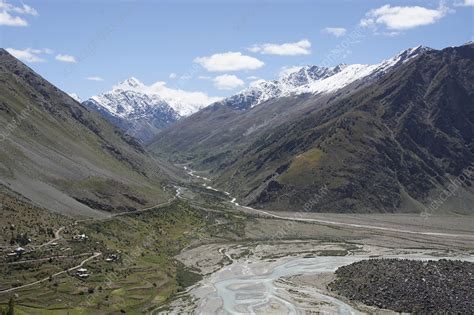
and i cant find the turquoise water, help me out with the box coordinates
[205,255,474,315]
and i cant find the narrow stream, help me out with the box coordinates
[195,254,474,314]
[213,256,366,314]
[179,166,474,314]
[180,167,358,313]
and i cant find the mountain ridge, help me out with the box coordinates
[214,45,433,110]
[149,43,474,214]
[83,76,217,141]
[83,46,432,142]
[0,48,172,218]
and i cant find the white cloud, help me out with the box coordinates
[111,77,221,114]
[359,18,375,28]
[455,0,474,6]
[6,47,45,62]
[146,81,221,109]
[55,54,76,63]
[194,51,264,72]
[360,3,449,30]
[249,79,266,88]
[248,39,311,55]
[246,75,260,81]
[168,72,193,80]
[380,31,401,37]
[0,1,38,26]
[0,1,38,15]
[17,4,37,16]
[198,75,211,80]
[86,76,104,81]
[0,11,26,26]
[213,74,244,90]
[322,27,347,37]
[30,48,54,54]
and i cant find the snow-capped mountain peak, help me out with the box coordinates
[82,45,433,140]
[113,77,144,91]
[376,45,433,70]
[217,45,433,110]
[82,76,221,140]
[92,77,218,117]
[279,64,346,89]
[89,90,170,119]
[296,46,432,96]
[83,87,179,142]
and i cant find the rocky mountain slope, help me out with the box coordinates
[0,49,171,218]
[149,46,434,160]
[149,43,474,214]
[83,78,180,142]
[83,77,214,142]
[84,47,428,142]
[215,46,431,110]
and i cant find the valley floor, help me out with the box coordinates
[1,170,473,314]
[165,208,473,314]
[171,242,473,314]
[160,168,474,314]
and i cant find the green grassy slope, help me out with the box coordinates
[0,199,248,314]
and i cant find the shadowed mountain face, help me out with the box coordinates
[82,77,215,142]
[149,44,474,214]
[83,89,180,143]
[0,49,171,218]
[82,78,181,143]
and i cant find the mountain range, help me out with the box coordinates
[83,77,215,142]
[83,46,431,142]
[149,43,474,214]
[1,43,472,216]
[215,46,431,110]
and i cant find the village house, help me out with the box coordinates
[72,234,89,242]
[105,253,120,262]
[75,267,89,278]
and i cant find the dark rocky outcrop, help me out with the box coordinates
[329,258,474,314]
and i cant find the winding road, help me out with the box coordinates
[0,252,102,294]
[1,196,176,295]
[183,166,474,240]
[178,165,474,313]
[36,226,65,249]
[243,207,474,239]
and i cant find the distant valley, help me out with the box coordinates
[0,41,472,315]
[74,44,474,215]
[149,43,474,214]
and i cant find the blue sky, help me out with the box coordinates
[1,0,473,101]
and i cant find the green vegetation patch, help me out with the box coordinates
[279,148,324,185]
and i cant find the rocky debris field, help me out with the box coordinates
[329,258,474,314]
